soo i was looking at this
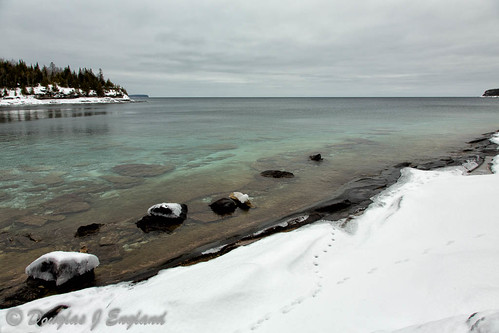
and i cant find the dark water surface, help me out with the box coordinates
[0,97,498,293]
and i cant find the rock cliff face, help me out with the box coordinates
[482,88,499,97]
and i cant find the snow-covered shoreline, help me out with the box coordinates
[0,95,131,106]
[1,135,499,332]
[0,86,131,106]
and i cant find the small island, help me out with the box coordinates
[0,59,130,106]
[482,88,499,97]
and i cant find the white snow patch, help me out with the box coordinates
[201,245,227,255]
[490,132,499,146]
[25,251,99,286]
[229,192,250,204]
[462,158,480,172]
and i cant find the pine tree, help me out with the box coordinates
[21,84,28,96]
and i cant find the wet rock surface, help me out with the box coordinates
[111,164,175,177]
[32,172,65,186]
[16,215,49,227]
[100,175,145,188]
[209,198,238,215]
[260,170,295,178]
[75,223,104,237]
[42,194,90,214]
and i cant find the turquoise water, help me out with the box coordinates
[0,97,498,288]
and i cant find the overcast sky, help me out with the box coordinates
[1,0,498,97]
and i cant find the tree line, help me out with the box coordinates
[0,59,127,97]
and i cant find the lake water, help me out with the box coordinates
[0,97,498,291]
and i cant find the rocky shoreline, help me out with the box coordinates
[1,130,498,308]
[127,131,498,281]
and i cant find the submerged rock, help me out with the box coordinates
[136,203,188,233]
[260,170,295,178]
[100,174,144,188]
[32,173,65,186]
[17,215,48,227]
[74,223,104,237]
[210,198,238,215]
[309,153,323,161]
[25,251,100,286]
[111,164,174,177]
[43,194,90,214]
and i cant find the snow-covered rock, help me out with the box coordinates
[136,203,188,232]
[229,191,253,209]
[147,203,187,219]
[25,251,99,286]
[229,192,250,204]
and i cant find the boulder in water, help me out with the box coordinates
[209,198,238,215]
[309,153,323,161]
[136,203,188,233]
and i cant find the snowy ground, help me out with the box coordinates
[0,86,130,106]
[1,140,499,332]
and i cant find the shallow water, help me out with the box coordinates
[0,97,498,291]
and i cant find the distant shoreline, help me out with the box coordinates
[0,95,132,107]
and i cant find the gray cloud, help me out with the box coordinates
[1,0,498,96]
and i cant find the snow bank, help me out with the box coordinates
[25,251,99,286]
[2,156,499,332]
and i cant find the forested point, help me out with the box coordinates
[0,59,127,98]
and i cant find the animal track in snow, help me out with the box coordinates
[394,258,410,264]
[337,277,351,284]
[446,240,455,246]
[367,267,378,274]
[249,314,271,331]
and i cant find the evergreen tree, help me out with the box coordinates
[21,84,28,96]
[1,59,126,98]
